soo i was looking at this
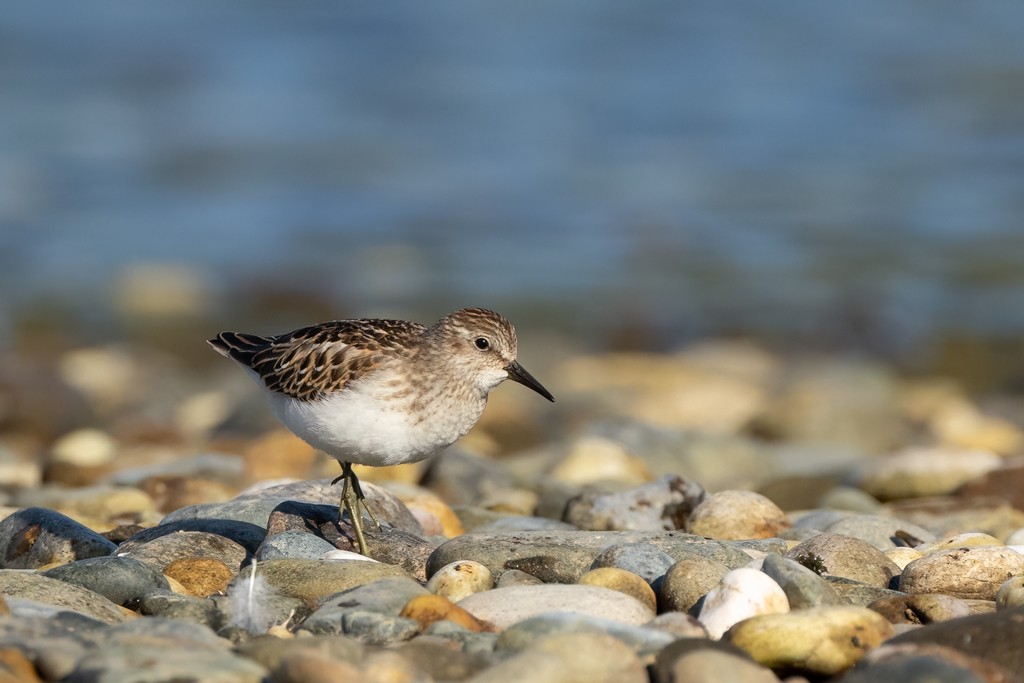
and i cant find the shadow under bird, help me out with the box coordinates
[208,307,555,554]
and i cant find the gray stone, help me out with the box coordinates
[67,644,267,683]
[0,507,116,569]
[825,577,906,607]
[824,514,935,550]
[421,447,518,506]
[495,613,675,660]
[139,589,223,628]
[564,475,705,531]
[0,570,127,624]
[761,553,844,609]
[496,569,544,588]
[653,639,778,683]
[118,529,250,572]
[301,576,429,633]
[110,452,245,486]
[234,633,364,673]
[590,543,675,587]
[41,555,169,607]
[337,610,420,644]
[264,499,436,580]
[255,529,338,561]
[473,516,579,532]
[428,530,758,584]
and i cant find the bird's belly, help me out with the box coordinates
[267,389,483,467]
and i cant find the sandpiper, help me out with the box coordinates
[209,307,554,553]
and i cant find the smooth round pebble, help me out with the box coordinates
[0,507,117,570]
[563,474,704,531]
[426,560,494,602]
[996,576,1024,609]
[900,546,1024,600]
[785,533,900,587]
[725,606,894,675]
[0,570,127,624]
[914,532,1002,554]
[822,514,936,550]
[577,568,657,613]
[164,557,234,598]
[697,568,789,639]
[467,632,648,683]
[456,584,655,629]
[856,446,1002,500]
[885,547,923,570]
[761,553,844,609]
[40,555,169,606]
[687,490,791,540]
[659,555,731,614]
[654,639,779,683]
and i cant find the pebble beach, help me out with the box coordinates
[2,335,1024,682]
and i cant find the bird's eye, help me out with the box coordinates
[474,337,490,351]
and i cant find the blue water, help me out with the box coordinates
[2,1,1024,352]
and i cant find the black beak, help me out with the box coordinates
[505,360,555,402]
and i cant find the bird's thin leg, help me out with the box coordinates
[336,462,369,555]
[347,468,381,529]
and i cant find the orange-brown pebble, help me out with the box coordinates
[399,594,496,633]
[163,557,234,597]
[0,647,41,683]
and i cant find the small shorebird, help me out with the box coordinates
[209,307,554,553]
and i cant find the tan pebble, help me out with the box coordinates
[274,651,361,683]
[914,532,1002,555]
[688,490,791,540]
[384,483,464,538]
[726,606,893,675]
[477,488,538,515]
[400,594,494,633]
[857,446,1002,500]
[426,560,493,602]
[900,546,1024,600]
[164,557,234,597]
[362,650,426,683]
[885,547,923,570]
[578,567,657,613]
[551,436,651,486]
[50,429,117,471]
[243,429,320,481]
[660,556,731,614]
[996,575,1024,610]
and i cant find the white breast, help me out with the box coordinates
[266,376,486,467]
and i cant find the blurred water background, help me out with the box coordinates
[3,1,1024,388]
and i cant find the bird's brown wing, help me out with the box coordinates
[208,319,426,401]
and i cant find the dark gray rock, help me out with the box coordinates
[41,555,169,607]
[301,576,429,634]
[0,507,115,569]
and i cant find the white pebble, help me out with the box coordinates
[697,567,789,639]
